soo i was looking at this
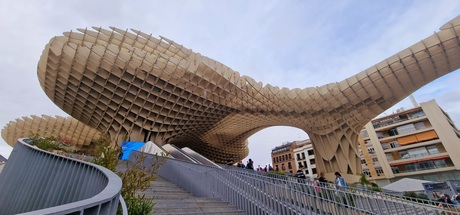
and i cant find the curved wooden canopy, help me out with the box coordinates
[5,15,459,174]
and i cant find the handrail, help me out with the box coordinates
[119,195,128,215]
[0,138,123,215]
[132,150,460,215]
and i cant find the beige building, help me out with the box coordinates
[293,140,317,179]
[359,99,460,185]
[271,141,296,174]
[271,139,317,178]
[2,16,460,176]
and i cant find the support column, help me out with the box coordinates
[309,129,362,183]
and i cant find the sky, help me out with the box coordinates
[1,1,460,168]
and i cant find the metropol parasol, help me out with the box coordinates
[2,15,460,177]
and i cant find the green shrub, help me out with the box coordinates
[29,137,60,151]
[403,191,417,198]
[269,171,286,175]
[28,136,77,153]
[119,152,166,200]
[416,193,428,200]
[125,195,155,215]
[88,135,167,215]
[369,186,382,192]
[91,136,120,172]
[369,182,379,188]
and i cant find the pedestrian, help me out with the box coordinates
[296,168,306,179]
[437,193,455,208]
[246,158,254,170]
[334,172,347,190]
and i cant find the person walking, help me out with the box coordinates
[246,158,254,170]
[334,172,347,190]
[318,172,327,186]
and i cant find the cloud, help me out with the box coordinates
[1,0,460,166]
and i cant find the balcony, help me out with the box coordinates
[389,153,450,167]
[372,110,426,130]
[378,127,434,143]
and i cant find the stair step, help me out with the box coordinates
[117,161,244,215]
[152,211,244,215]
[153,201,236,208]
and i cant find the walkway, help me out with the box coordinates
[117,161,244,215]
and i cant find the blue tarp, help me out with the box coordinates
[121,141,146,160]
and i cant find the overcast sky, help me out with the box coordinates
[1,1,460,167]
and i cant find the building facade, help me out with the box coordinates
[271,142,295,174]
[359,100,460,186]
[293,140,317,179]
[271,139,317,178]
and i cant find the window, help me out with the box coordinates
[297,154,301,160]
[301,152,306,159]
[410,110,425,118]
[427,145,439,155]
[400,151,410,159]
[310,159,315,165]
[282,164,285,170]
[391,166,399,174]
[434,159,447,168]
[414,121,426,130]
[361,130,369,138]
[408,147,428,158]
[375,168,384,176]
[303,161,307,168]
[416,161,434,170]
[367,147,375,154]
[361,159,367,165]
[405,164,416,172]
[388,128,398,136]
[396,124,416,135]
[298,162,303,168]
[308,150,314,156]
[288,162,292,169]
[390,141,399,148]
[312,168,317,174]
[372,157,379,163]
[385,153,394,161]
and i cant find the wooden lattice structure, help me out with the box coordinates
[2,115,102,150]
[3,16,460,175]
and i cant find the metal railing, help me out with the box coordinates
[0,139,124,215]
[131,151,460,215]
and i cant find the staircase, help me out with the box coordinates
[117,161,244,215]
[141,176,244,215]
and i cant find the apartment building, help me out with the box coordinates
[271,142,295,174]
[359,99,460,186]
[293,140,317,179]
[271,139,317,178]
